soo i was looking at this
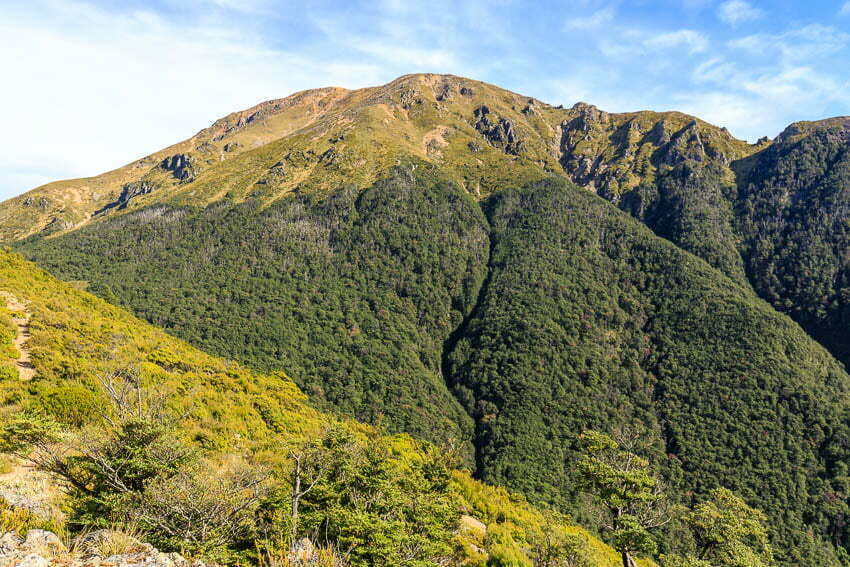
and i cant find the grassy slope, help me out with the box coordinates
[0,249,641,567]
[0,74,757,243]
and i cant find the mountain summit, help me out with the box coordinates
[0,73,755,240]
[6,74,850,564]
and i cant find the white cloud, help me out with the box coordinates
[729,25,850,61]
[0,1,455,201]
[644,30,709,54]
[717,0,764,25]
[565,7,615,30]
[842,2,850,15]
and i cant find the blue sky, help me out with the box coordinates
[2,0,850,201]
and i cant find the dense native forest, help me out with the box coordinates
[1,250,661,567]
[615,122,850,374]
[15,162,850,565]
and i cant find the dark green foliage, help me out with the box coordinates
[293,428,459,567]
[18,166,490,447]
[620,163,746,284]
[577,431,666,567]
[616,121,850,373]
[446,177,850,563]
[735,124,850,367]
[16,166,850,564]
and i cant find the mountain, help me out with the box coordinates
[11,74,850,369]
[0,249,642,567]
[5,73,850,564]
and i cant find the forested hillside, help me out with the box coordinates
[5,74,850,565]
[15,164,850,564]
[0,249,649,567]
[734,119,850,365]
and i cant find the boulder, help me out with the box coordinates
[12,553,49,567]
[21,530,64,556]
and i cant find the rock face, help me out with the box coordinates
[160,154,195,181]
[473,106,522,155]
[0,530,213,567]
[558,102,737,200]
[93,181,156,215]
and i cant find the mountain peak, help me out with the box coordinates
[0,74,790,241]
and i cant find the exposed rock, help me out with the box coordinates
[435,83,452,102]
[21,531,64,557]
[468,141,482,153]
[459,86,473,96]
[93,181,157,215]
[459,514,487,535]
[289,538,315,564]
[0,533,22,556]
[11,553,49,567]
[160,154,195,181]
[521,99,537,115]
[399,89,420,109]
[255,161,288,186]
[222,142,240,152]
[20,197,49,210]
[473,106,522,155]
[0,530,215,567]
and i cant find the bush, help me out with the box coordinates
[0,496,64,536]
[0,365,17,381]
[130,458,270,557]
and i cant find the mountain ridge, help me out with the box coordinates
[7,73,850,564]
[0,73,761,240]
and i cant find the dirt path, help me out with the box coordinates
[1,291,35,380]
[0,458,58,517]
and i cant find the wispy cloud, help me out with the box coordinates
[729,25,850,61]
[717,0,764,25]
[565,7,615,30]
[841,1,850,15]
[644,30,709,54]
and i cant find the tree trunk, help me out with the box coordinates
[621,550,637,567]
[290,458,302,551]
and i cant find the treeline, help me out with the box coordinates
[16,168,850,563]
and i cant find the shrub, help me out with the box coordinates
[0,365,17,381]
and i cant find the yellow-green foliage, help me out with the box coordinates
[0,496,64,537]
[0,248,323,452]
[0,248,651,565]
[452,472,655,567]
[0,306,19,361]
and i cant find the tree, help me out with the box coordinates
[0,370,194,521]
[528,509,593,567]
[296,428,460,567]
[576,430,669,567]
[284,426,349,551]
[132,458,270,556]
[662,488,773,567]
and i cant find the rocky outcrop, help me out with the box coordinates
[473,106,522,155]
[558,102,738,199]
[0,530,214,567]
[93,181,156,215]
[20,198,49,210]
[160,154,194,181]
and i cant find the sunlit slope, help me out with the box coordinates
[0,74,757,242]
[0,248,645,567]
